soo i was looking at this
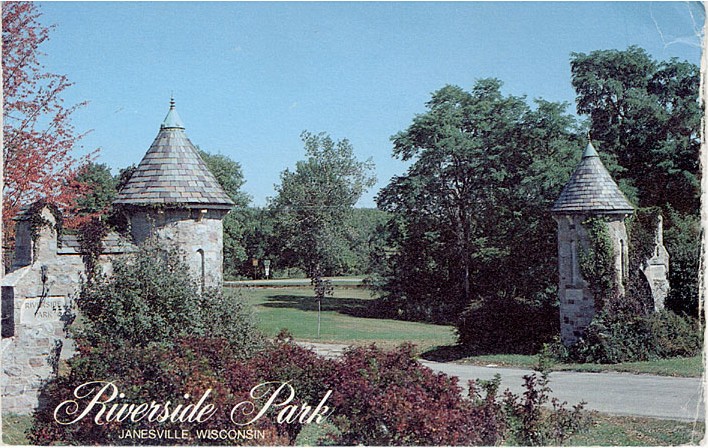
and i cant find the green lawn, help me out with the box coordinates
[2,413,32,445]
[231,286,703,378]
[6,411,703,446]
[460,353,704,377]
[228,286,456,352]
[564,414,704,446]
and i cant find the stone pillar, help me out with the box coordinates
[554,214,629,346]
[641,215,670,311]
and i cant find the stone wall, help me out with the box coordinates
[1,209,82,413]
[2,204,228,414]
[1,208,126,414]
[128,208,227,289]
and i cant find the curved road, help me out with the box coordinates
[426,360,705,422]
[300,342,705,422]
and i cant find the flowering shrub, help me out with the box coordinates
[502,371,590,446]
[31,336,589,446]
[30,338,290,446]
[326,344,504,446]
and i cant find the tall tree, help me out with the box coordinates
[571,46,700,214]
[197,149,250,207]
[74,162,116,217]
[572,47,701,316]
[269,131,376,277]
[376,80,581,323]
[2,2,91,240]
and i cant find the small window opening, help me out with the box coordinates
[197,249,205,292]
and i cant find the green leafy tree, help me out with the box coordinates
[236,207,279,278]
[74,162,116,216]
[663,209,701,316]
[197,149,250,207]
[269,131,376,277]
[571,47,701,315]
[571,46,700,214]
[346,208,390,275]
[114,164,136,192]
[377,80,581,326]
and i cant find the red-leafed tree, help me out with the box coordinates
[2,1,93,257]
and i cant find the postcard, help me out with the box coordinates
[1,2,705,446]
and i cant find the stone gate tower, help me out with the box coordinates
[114,99,234,289]
[551,142,634,345]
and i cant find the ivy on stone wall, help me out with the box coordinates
[78,217,108,284]
[25,200,64,262]
[625,208,662,314]
[626,208,661,265]
[578,217,617,312]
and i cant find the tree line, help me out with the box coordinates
[4,3,701,352]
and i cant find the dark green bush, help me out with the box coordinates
[664,209,700,316]
[645,310,703,358]
[456,296,559,355]
[570,309,702,364]
[75,238,265,356]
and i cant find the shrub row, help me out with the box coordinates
[28,240,589,445]
[569,309,703,364]
[30,335,589,446]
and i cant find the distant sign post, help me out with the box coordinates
[263,260,271,279]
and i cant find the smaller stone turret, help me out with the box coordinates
[551,142,634,345]
[114,99,234,289]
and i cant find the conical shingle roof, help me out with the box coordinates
[551,142,633,215]
[114,100,235,209]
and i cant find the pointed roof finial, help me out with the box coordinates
[582,140,599,158]
[551,138,633,215]
[162,95,184,129]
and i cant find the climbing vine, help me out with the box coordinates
[578,217,617,311]
[624,207,662,314]
[25,200,64,262]
[78,217,108,284]
[626,208,661,266]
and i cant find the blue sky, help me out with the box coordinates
[37,2,703,208]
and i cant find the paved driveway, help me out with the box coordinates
[425,361,705,422]
[299,342,705,422]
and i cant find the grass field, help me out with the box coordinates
[231,285,703,378]
[228,286,456,352]
[2,413,32,445]
[5,412,703,446]
[564,414,705,446]
[459,353,704,377]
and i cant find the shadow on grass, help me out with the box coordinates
[260,294,384,319]
[420,344,541,362]
[420,344,474,362]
